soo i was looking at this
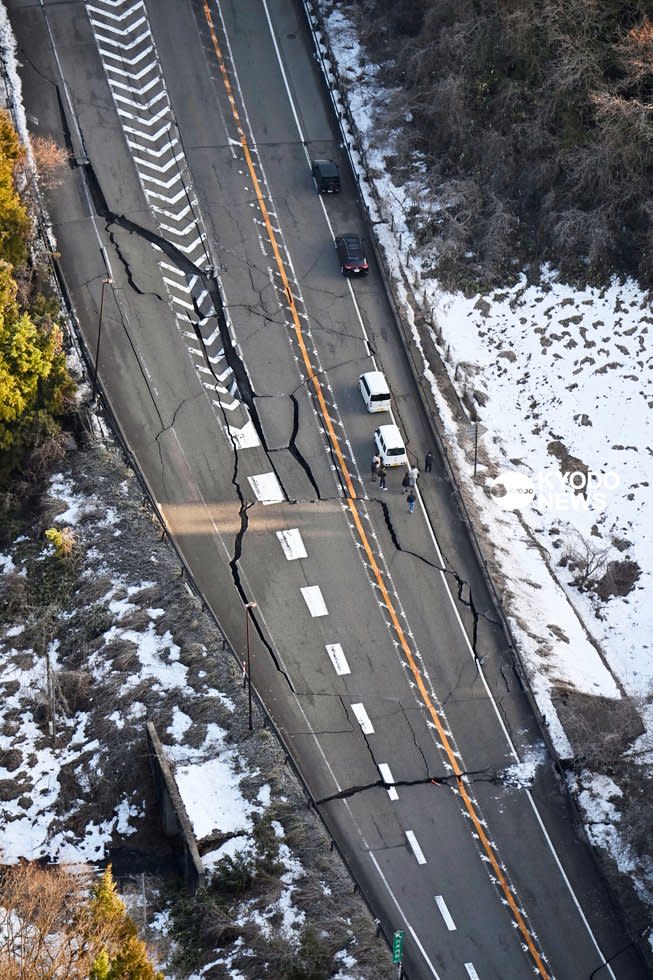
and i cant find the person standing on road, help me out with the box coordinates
[407,466,419,490]
[378,464,387,491]
[424,451,433,473]
[407,489,416,513]
[371,454,381,481]
[401,471,410,494]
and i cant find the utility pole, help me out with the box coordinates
[92,275,113,399]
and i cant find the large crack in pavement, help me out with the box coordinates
[314,767,499,806]
[107,228,164,301]
[73,153,316,694]
[373,496,498,662]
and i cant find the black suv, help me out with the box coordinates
[311,159,340,194]
[335,234,369,276]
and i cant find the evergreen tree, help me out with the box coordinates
[0,109,29,268]
[0,259,74,471]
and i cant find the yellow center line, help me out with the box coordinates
[202,3,549,976]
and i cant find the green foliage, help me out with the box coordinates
[92,865,128,928]
[252,813,285,877]
[281,925,330,980]
[0,258,74,475]
[89,865,164,980]
[45,525,76,557]
[95,933,163,980]
[0,113,75,482]
[0,110,29,268]
[0,862,161,979]
[211,850,255,894]
[30,549,78,606]
[90,948,111,980]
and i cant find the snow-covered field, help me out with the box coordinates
[313,0,653,916]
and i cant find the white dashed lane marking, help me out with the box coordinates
[434,895,456,931]
[351,702,374,735]
[300,586,328,617]
[406,830,427,865]
[276,528,307,560]
[464,964,480,980]
[247,472,284,504]
[378,763,399,800]
[325,643,350,676]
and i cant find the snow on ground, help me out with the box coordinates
[315,0,652,908]
[0,465,342,969]
[0,475,267,872]
[317,0,651,737]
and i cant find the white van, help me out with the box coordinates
[374,424,408,467]
[359,371,391,413]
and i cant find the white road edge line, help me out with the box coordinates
[368,852,441,979]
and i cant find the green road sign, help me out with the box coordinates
[392,930,405,964]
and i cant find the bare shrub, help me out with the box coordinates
[356,0,653,286]
[22,135,70,196]
[554,689,644,770]
[596,559,641,600]
[0,862,94,978]
[559,530,612,592]
[56,670,92,714]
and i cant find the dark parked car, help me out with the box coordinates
[311,159,340,193]
[335,233,369,276]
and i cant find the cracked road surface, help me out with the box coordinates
[8,1,648,978]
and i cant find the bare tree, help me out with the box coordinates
[560,530,612,592]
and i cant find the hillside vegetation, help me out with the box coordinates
[359,0,653,289]
[0,109,74,487]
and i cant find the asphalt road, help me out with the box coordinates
[7,0,647,977]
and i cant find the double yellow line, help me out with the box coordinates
[202,4,549,976]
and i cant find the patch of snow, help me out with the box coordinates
[256,783,271,807]
[108,597,137,619]
[167,707,192,740]
[175,755,255,839]
[500,743,547,789]
[0,553,16,574]
[203,835,252,871]
[115,797,142,835]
